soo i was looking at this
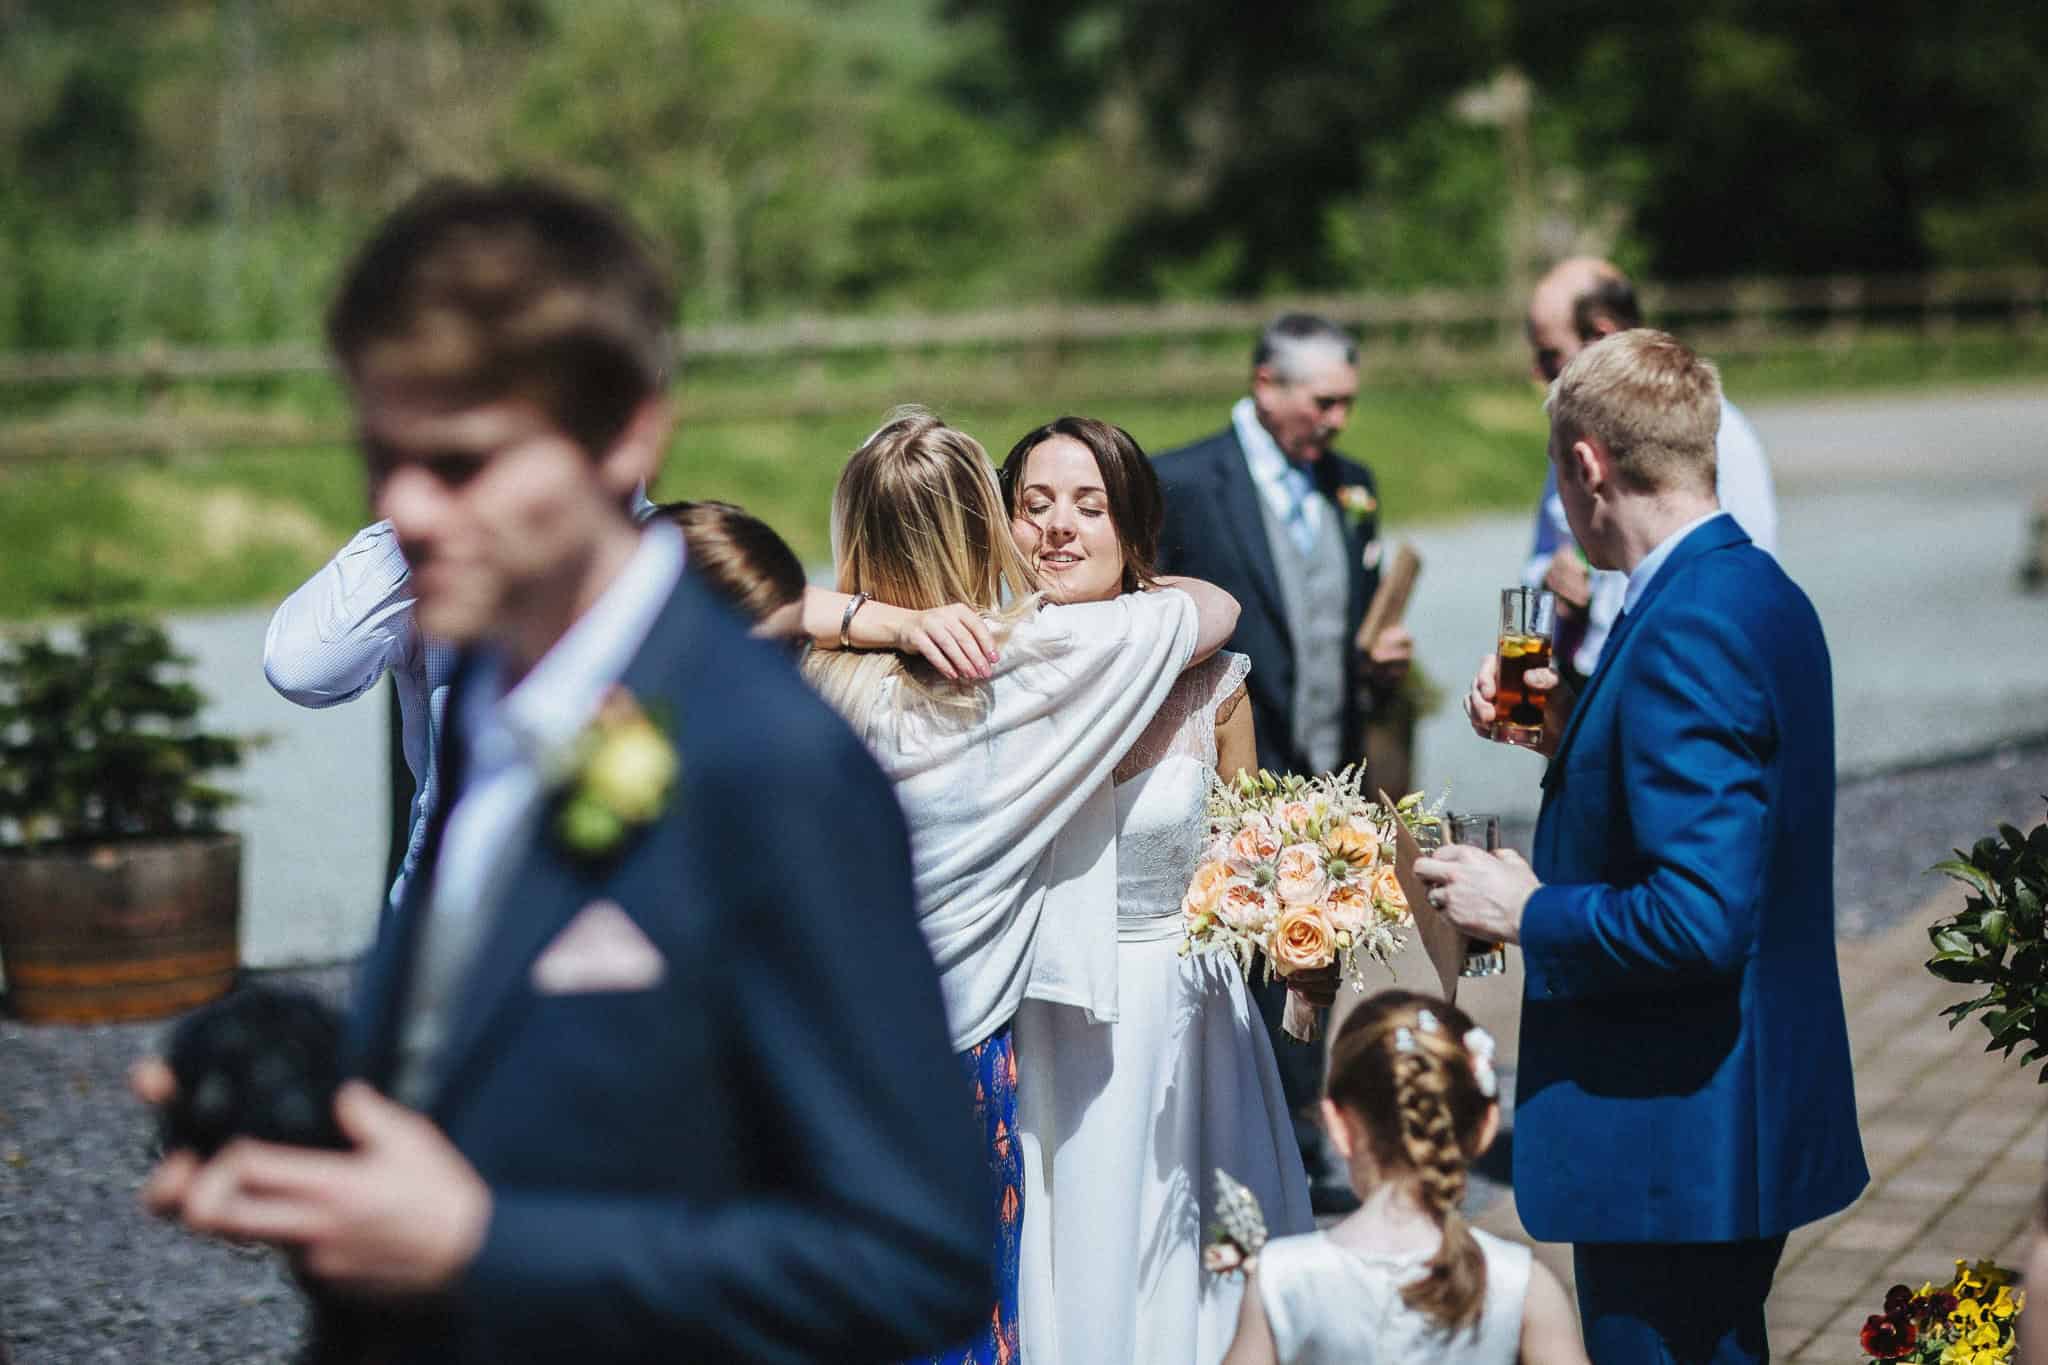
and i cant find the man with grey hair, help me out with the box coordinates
[1155,312,1412,1213]
[1422,329,1865,1363]
[1522,258,1777,685]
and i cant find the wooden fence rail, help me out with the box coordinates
[1,269,2042,462]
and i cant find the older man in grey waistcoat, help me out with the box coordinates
[1154,313,1412,1213]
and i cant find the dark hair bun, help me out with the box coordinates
[160,985,348,1157]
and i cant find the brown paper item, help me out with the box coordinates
[1380,789,1460,1002]
[1355,542,1421,655]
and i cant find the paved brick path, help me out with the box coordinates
[1462,877,2046,1361]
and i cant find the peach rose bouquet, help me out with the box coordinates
[1182,766,1436,1040]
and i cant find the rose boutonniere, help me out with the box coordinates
[553,687,678,862]
[1336,484,1377,529]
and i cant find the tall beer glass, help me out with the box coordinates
[1495,587,1558,750]
[1447,812,1507,978]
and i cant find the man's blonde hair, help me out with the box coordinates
[1545,328,1721,495]
[804,407,1039,723]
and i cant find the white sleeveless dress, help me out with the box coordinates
[1014,653,1314,1365]
[1256,1227,1532,1365]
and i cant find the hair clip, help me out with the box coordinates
[1394,1026,1417,1054]
[1415,1008,1441,1035]
[1463,1026,1499,1099]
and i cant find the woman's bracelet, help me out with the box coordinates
[839,592,871,650]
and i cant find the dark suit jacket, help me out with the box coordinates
[340,572,993,1363]
[1516,516,1868,1243]
[1154,425,1382,776]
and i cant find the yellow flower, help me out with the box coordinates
[556,688,678,859]
[1990,1285,2019,1320]
[1951,1297,1987,1329]
[584,719,678,823]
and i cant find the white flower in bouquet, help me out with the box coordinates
[1203,1168,1271,1279]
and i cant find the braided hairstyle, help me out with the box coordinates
[1326,990,1498,1337]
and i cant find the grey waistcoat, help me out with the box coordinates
[1252,488,1350,773]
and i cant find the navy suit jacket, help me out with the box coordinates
[1515,515,1868,1244]
[1154,426,1381,776]
[340,572,992,1363]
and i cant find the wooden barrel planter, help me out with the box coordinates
[0,834,241,1024]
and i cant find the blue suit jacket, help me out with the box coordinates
[1154,427,1381,775]
[1515,515,1867,1245]
[340,573,993,1363]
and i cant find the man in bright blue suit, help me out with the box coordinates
[139,181,992,1363]
[1418,328,1866,1363]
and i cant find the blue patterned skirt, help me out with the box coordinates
[918,1022,1021,1365]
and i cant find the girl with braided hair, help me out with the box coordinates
[1221,991,1588,1365]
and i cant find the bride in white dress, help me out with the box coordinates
[1000,418,1317,1365]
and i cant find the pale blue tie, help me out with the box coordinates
[1279,463,1318,556]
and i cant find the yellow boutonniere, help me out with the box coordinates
[555,687,678,861]
[1335,484,1377,528]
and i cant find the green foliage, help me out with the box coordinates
[0,618,249,848]
[1512,0,2048,278]
[1926,805,2048,1082]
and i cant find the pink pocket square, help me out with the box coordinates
[531,900,668,995]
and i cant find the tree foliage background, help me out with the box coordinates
[0,0,2043,351]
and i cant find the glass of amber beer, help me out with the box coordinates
[1494,587,1558,750]
[1447,812,1507,978]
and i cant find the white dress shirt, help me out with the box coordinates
[1523,396,1777,674]
[1623,510,1728,613]
[393,520,685,1108]
[263,521,459,913]
[1233,396,1328,548]
[264,489,662,914]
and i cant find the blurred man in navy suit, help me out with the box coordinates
[1421,329,1865,1364]
[139,180,991,1364]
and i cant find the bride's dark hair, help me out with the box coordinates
[1326,991,1496,1338]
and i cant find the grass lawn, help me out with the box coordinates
[2,329,2044,620]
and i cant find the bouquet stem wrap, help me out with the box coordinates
[1281,990,1322,1042]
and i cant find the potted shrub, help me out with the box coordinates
[1926,804,2048,1081]
[0,617,249,1023]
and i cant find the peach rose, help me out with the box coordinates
[1324,821,1381,871]
[1275,801,1317,834]
[1271,905,1337,975]
[1182,860,1233,932]
[1226,818,1281,869]
[1218,880,1275,933]
[1325,881,1372,933]
[1372,863,1410,919]
[1274,843,1331,906]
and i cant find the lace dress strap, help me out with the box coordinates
[1114,652,1252,783]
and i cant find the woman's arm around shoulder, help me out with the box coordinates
[1519,1256,1591,1365]
[1219,1266,1279,1365]
[798,586,998,681]
[1153,574,1240,664]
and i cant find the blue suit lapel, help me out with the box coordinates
[1540,515,1747,784]
[1210,432,1291,645]
[419,576,700,1123]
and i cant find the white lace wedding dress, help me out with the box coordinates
[1013,652,1313,1365]
[1253,1227,1532,1364]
